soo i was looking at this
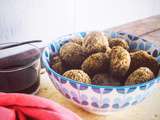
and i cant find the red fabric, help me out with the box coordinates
[0,93,81,120]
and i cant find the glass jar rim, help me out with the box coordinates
[0,42,41,72]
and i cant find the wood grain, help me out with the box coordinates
[141,30,160,45]
[107,15,160,36]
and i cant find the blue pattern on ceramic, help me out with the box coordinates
[70,91,80,104]
[91,96,99,108]
[103,97,110,103]
[139,42,145,50]
[112,104,120,109]
[91,102,99,108]
[52,80,60,91]
[139,85,147,90]
[101,103,109,108]
[70,91,77,98]
[121,102,130,108]
[138,96,146,103]
[101,97,110,108]
[131,101,137,105]
[42,31,160,115]
[79,32,86,38]
[80,94,88,105]
[103,88,113,94]
[110,32,119,38]
[62,87,68,94]
[116,88,125,94]
[127,87,137,93]
[46,67,51,75]
[69,81,78,89]
[147,81,154,88]
[81,101,88,105]
[128,34,139,41]
[50,41,60,53]
[61,88,71,99]
[112,98,120,109]
[152,49,159,57]
[92,87,101,93]
[145,42,152,50]
[79,84,88,90]
[45,51,49,58]
[72,97,80,104]
[118,32,125,36]
[60,78,67,84]
[112,98,121,109]
[156,77,160,83]
[129,42,137,50]
[50,44,56,53]
[53,74,60,82]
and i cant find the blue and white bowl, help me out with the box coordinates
[42,31,160,115]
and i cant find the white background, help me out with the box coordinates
[0,0,159,45]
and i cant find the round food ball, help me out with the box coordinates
[63,69,91,83]
[105,47,112,56]
[60,42,88,68]
[128,50,159,76]
[70,36,83,45]
[92,73,121,86]
[110,46,131,78]
[50,55,61,64]
[109,38,129,50]
[52,62,66,75]
[83,31,109,55]
[125,67,154,85]
[51,55,67,75]
[81,52,110,76]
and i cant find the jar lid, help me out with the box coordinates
[0,43,41,71]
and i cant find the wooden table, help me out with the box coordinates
[37,15,160,120]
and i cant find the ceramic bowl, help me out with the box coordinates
[42,31,160,115]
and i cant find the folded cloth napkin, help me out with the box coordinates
[0,93,81,120]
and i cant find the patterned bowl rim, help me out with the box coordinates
[42,31,160,89]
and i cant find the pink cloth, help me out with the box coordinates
[0,93,81,120]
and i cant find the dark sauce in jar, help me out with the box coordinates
[0,43,41,94]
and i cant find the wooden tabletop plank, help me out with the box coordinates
[107,15,160,36]
[141,30,160,45]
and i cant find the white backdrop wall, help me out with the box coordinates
[0,0,159,44]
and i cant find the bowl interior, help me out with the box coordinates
[42,31,160,90]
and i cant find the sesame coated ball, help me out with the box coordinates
[125,67,154,85]
[63,69,91,83]
[83,31,109,55]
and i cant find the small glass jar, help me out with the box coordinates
[0,43,41,94]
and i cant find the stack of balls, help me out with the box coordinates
[51,31,159,86]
